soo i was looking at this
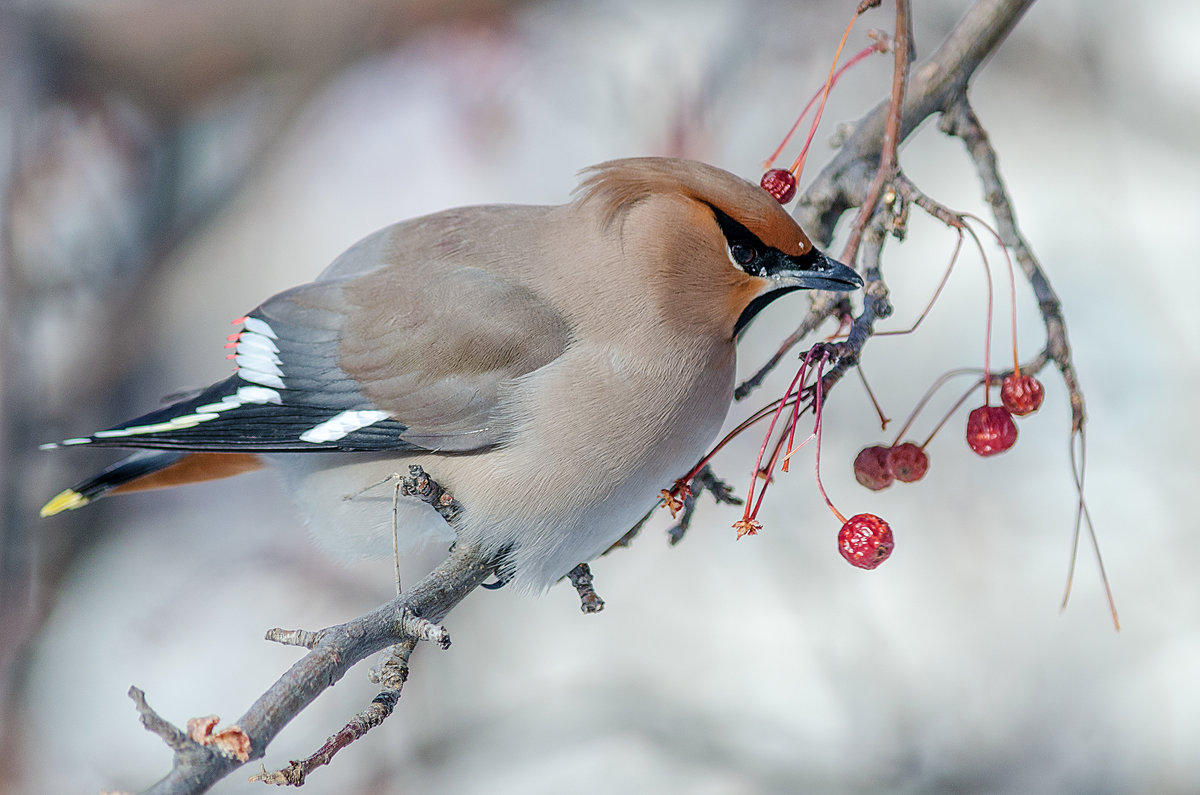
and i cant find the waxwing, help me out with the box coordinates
[41,157,862,590]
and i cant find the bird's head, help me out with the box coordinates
[575,157,862,339]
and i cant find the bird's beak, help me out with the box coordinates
[772,249,863,292]
[734,248,863,337]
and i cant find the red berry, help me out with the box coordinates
[887,442,929,482]
[853,445,894,491]
[760,168,797,204]
[1000,373,1045,416]
[838,513,894,570]
[965,405,1018,456]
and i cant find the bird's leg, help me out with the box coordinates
[479,543,514,590]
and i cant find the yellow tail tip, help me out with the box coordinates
[40,489,89,517]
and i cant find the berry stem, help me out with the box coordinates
[919,377,985,450]
[874,228,964,338]
[764,41,883,171]
[963,222,995,404]
[1063,426,1120,630]
[809,358,848,525]
[741,357,811,522]
[788,12,861,180]
[965,213,1021,375]
[680,396,798,492]
[780,427,818,467]
[888,367,982,446]
[781,348,819,472]
[856,365,890,431]
[748,345,830,517]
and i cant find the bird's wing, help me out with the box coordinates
[46,264,572,453]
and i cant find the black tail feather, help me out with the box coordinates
[40,451,184,516]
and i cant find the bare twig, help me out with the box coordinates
[129,687,193,757]
[399,465,463,523]
[264,628,323,650]
[139,538,495,794]
[838,0,911,266]
[566,563,605,614]
[664,464,742,545]
[251,639,418,786]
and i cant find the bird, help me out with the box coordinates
[39,157,862,590]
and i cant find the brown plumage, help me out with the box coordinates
[41,157,861,589]
[575,158,815,256]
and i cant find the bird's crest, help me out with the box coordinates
[574,157,814,256]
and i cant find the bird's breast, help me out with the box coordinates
[510,339,732,493]
[441,337,737,587]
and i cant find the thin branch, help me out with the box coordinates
[566,564,605,614]
[140,537,495,794]
[666,464,742,545]
[251,639,418,786]
[735,293,841,399]
[795,0,1037,243]
[939,98,1085,432]
[129,687,193,757]
[838,0,911,266]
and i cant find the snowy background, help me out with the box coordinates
[3,0,1197,792]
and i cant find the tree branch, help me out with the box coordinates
[250,639,418,786]
[796,0,1036,243]
[738,0,1036,398]
[139,534,495,794]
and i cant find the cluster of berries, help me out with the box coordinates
[667,27,1048,575]
[853,371,1044,491]
[718,20,1113,630]
[751,162,1049,572]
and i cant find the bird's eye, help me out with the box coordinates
[729,242,756,266]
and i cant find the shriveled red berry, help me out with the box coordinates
[966,405,1018,456]
[853,445,894,491]
[760,168,797,204]
[887,442,929,482]
[1000,373,1045,416]
[838,513,894,570]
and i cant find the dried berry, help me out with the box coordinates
[888,442,929,482]
[853,445,894,491]
[966,405,1018,456]
[838,513,894,570]
[760,168,797,204]
[733,518,762,539]
[1000,373,1045,416]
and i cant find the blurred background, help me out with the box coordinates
[2,0,1197,792]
